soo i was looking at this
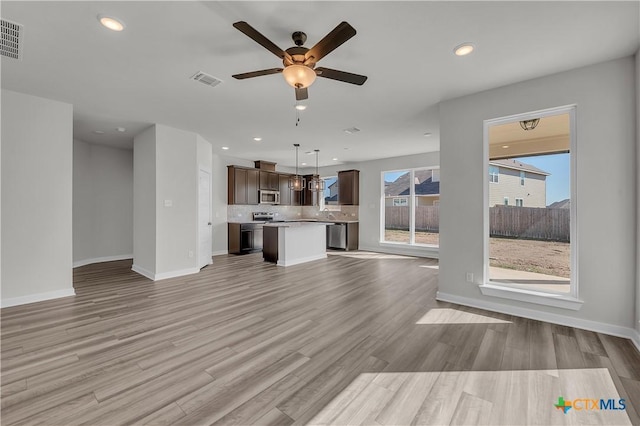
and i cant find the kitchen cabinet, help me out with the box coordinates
[259,171,279,190]
[228,222,263,254]
[228,166,259,205]
[338,170,360,205]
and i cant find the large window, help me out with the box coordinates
[485,107,576,302]
[382,168,439,246]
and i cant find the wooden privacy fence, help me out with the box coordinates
[385,206,440,232]
[385,205,570,242]
[489,205,570,242]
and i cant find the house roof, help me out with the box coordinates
[385,170,440,197]
[490,159,550,176]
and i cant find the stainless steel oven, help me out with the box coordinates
[259,190,280,205]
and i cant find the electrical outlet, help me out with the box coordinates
[188,250,194,258]
[466,272,474,283]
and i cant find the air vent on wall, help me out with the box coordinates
[190,71,223,88]
[1,18,23,60]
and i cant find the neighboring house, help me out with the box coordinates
[324,179,338,204]
[385,169,440,206]
[489,159,549,207]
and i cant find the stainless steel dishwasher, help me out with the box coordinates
[327,223,347,249]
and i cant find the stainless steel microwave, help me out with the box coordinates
[259,190,280,205]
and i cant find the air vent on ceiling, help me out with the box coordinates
[190,71,223,88]
[1,18,23,60]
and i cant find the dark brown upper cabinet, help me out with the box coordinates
[228,166,259,205]
[338,170,360,205]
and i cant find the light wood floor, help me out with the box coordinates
[1,252,639,425]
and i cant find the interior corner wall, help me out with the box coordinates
[133,126,157,276]
[439,56,637,331]
[73,140,133,266]
[1,89,74,305]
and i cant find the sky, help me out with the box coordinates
[515,153,570,205]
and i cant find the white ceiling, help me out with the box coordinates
[2,1,638,167]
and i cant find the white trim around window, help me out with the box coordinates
[482,104,580,310]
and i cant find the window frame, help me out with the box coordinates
[481,105,581,310]
[520,171,525,186]
[380,166,440,248]
[515,198,523,207]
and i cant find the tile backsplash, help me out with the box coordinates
[227,204,359,222]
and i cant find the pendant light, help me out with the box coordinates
[308,149,325,192]
[289,143,305,191]
[519,118,540,131]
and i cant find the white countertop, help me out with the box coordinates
[263,221,332,228]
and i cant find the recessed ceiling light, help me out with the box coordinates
[344,127,360,134]
[453,42,474,56]
[423,132,432,137]
[221,146,229,150]
[502,145,510,149]
[116,127,126,132]
[97,14,125,32]
[93,130,105,134]
[301,162,307,166]
[253,137,262,142]
[332,158,338,161]
[295,104,307,111]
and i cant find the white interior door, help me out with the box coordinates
[198,169,212,268]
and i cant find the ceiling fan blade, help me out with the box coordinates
[315,67,368,85]
[232,68,283,80]
[233,21,292,61]
[305,22,356,64]
[295,87,308,100]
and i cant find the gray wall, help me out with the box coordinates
[1,90,74,304]
[439,56,637,330]
[73,140,133,266]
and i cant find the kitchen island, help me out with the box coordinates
[263,222,328,266]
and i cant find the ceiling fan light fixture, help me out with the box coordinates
[282,64,316,88]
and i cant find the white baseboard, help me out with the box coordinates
[212,250,228,256]
[359,244,439,259]
[131,264,200,281]
[73,254,133,268]
[154,268,200,281]
[632,329,640,353]
[131,264,155,280]
[436,291,640,351]
[1,288,76,308]
[277,253,327,267]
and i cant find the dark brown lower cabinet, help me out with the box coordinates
[262,226,279,263]
[228,223,263,254]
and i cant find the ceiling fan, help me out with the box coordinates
[232,21,368,101]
